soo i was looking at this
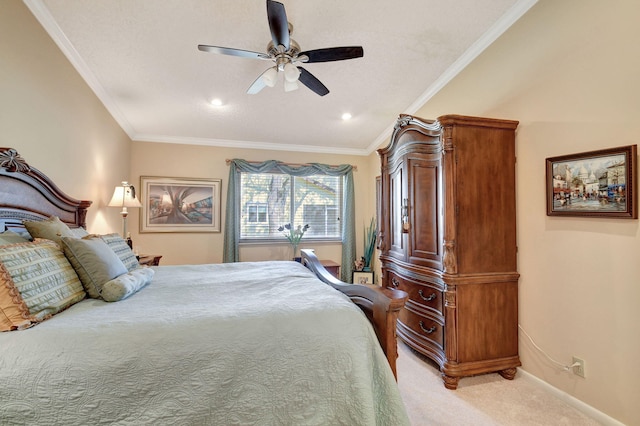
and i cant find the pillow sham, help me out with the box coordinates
[0,239,86,330]
[61,236,128,299]
[68,227,89,238]
[101,267,155,302]
[23,216,74,244]
[98,233,139,272]
[0,230,30,246]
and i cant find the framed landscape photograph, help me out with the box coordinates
[545,145,637,218]
[140,176,221,233]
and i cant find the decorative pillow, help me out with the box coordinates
[0,230,30,246]
[68,227,89,238]
[101,267,155,302]
[23,216,74,244]
[98,233,139,272]
[0,239,85,329]
[61,236,128,299]
[0,263,33,331]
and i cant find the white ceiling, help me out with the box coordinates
[25,0,536,155]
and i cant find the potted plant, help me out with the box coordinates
[278,223,310,261]
[362,217,376,272]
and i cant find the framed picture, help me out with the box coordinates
[545,145,637,218]
[140,176,222,233]
[352,271,374,285]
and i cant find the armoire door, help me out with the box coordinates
[406,154,443,270]
[387,159,406,262]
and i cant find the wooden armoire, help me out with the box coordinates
[377,114,520,389]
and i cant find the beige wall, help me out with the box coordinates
[369,0,637,423]
[130,142,377,267]
[1,2,131,235]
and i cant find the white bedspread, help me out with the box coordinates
[0,261,409,425]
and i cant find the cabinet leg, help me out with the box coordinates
[442,374,459,390]
[498,367,517,380]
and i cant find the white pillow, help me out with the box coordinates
[101,267,155,302]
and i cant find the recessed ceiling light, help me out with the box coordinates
[341,113,352,121]
[210,98,224,107]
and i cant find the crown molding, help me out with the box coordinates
[133,134,369,156]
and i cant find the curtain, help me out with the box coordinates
[223,159,356,282]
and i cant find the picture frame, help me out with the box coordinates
[545,145,637,218]
[140,176,222,233]
[352,271,374,285]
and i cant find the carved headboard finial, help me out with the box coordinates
[0,148,30,173]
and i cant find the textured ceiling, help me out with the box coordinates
[25,0,535,155]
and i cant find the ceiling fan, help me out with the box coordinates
[197,0,363,96]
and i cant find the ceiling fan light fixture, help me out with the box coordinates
[284,79,299,92]
[283,62,301,82]
[198,0,364,96]
[262,67,278,87]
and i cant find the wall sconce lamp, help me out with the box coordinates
[108,181,142,239]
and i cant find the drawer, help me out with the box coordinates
[388,272,443,315]
[398,308,444,351]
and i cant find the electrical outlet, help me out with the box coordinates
[572,356,586,378]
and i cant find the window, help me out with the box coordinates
[239,172,342,241]
[247,203,268,223]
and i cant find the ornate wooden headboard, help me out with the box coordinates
[0,148,92,231]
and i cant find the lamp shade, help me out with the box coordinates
[261,67,279,88]
[108,181,141,238]
[108,181,142,209]
[283,62,301,82]
[283,79,299,92]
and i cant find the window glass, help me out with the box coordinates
[239,172,342,240]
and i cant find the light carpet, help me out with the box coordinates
[395,342,601,425]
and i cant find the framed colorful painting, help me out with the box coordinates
[545,145,637,218]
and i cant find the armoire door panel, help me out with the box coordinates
[408,159,442,268]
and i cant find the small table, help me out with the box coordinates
[138,254,162,266]
[320,259,340,279]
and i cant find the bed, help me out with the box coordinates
[0,147,409,425]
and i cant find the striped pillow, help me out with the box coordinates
[0,230,30,246]
[0,239,85,330]
[99,233,139,272]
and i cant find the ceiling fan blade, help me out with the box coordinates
[247,70,270,95]
[198,44,270,60]
[298,67,329,96]
[266,0,290,50]
[299,46,364,63]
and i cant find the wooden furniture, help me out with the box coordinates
[302,249,408,379]
[377,114,521,389]
[0,147,408,381]
[138,254,162,266]
[319,259,340,278]
[0,148,91,231]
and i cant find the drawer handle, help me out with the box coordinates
[418,290,437,302]
[391,277,400,288]
[419,321,437,335]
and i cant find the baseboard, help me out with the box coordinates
[517,368,625,426]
